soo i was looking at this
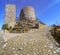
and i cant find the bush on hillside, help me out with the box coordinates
[50,24,60,44]
[2,24,9,30]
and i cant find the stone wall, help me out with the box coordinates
[5,4,16,28]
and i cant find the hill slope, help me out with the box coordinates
[0,27,60,55]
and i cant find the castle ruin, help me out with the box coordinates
[4,4,45,33]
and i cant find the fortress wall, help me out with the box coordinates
[3,29,39,42]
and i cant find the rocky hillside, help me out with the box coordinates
[0,33,4,47]
[0,26,60,55]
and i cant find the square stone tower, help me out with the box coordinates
[5,4,16,28]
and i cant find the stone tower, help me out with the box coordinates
[19,6,39,30]
[5,4,16,28]
[20,6,36,21]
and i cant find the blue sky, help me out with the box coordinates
[0,0,60,29]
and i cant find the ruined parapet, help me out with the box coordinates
[20,6,36,21]
[5,4,16,28]
[39,22,46,29]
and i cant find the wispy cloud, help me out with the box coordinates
[41,0,60,14]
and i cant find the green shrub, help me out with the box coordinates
[2,24,9,30]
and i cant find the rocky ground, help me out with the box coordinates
[0,27,60,55]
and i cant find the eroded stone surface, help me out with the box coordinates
[0,27,60,55]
